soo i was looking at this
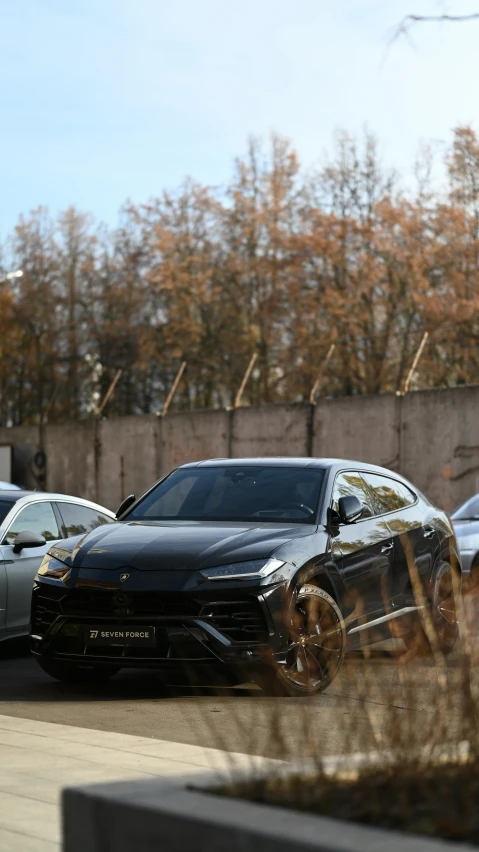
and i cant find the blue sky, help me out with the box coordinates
[1,0,478,237]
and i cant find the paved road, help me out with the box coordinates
[0,638,448,760]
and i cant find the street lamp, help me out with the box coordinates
[0,269,23,283]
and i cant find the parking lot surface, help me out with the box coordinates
[1,637,464,850]
[0,638,444,760]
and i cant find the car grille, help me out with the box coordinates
[32,584,65,634]
[61,588,202,619]
[199,600,268,642]
[32,584,269,644]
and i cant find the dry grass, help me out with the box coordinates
[194,545,479,845]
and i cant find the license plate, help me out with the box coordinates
[84,626,156,646]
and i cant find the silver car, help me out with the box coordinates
[452,493,479,574]
[0,491,115,641]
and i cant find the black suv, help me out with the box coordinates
[30,458,459,696]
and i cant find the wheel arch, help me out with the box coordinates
[292,561,341,606]
[306,571,338,603]
[431,536,462,583]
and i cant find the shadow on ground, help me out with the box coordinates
[0,636,448,759]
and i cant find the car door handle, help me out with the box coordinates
[381,542,393,553]
[423,527,435,539]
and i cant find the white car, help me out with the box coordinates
[0,491,115,641]
[452,493,479,574]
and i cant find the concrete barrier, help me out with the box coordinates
[400,385,479,513]
[158,409,230,476]
[231,403,311,458]
[313,393,399,469]
[1,384,479,511]
[46,420,97,498]
[62,772,468,852]
[97,415,159,510]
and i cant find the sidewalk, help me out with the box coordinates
[0,713,276,851]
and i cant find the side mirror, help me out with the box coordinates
[12,530,46,554]
[116,494,135,519]
[338,495,364,524]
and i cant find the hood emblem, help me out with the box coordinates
[120,573,130,583]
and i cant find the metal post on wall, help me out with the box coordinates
[97,369,123,417]
[309,343,336,405]
[120,454,125,502]
[34,385,59,492]
[403,332,429,395]
[160,361,187,417]
[395,331,429,478]
[94,368,123,503]
[234,353,258,409]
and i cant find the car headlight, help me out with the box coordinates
[36,553,71,582]
[200,558,285,582]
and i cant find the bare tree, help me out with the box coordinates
[393,12,479,43]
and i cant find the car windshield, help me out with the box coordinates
[125,466,325,524]
[452,494,479,521]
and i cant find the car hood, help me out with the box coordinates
[52,520,316,571]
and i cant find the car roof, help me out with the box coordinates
[181,457,336,469]
[0,490,33,502]
[0,490,115,517]
[179,457,401,475]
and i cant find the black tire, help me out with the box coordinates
[431,560,459,654]
[35,656,121,683]
[254,585,346,697]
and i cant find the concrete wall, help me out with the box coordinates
[97,416,160,511]
[2,384,479,512]
[231,404,310,458]
[0,424,41,490]
[158,409,229,477]
[46,421,97,499]
[400,385,479,513]
[313,394,400,470]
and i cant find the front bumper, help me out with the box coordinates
[30,574,289,670]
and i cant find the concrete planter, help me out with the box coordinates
[63,769,474,852]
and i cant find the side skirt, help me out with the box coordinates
[347,605,422,636]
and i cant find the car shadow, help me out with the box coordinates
[0,639,259,702]
[0,636,31,660]
[0,637,423,707]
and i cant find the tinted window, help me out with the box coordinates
[331,472,373,519]
[452,494,479,521]
[5,502,59,544]
[57,503,114,537]
[0,500,14,526]
[362,473,416,515]
[126,466,325,524]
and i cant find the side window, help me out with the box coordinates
[395,482,416,506]
[331,472,373,519]
[5,502,60,544]
[57,503,114,537]
[362,473,416,515]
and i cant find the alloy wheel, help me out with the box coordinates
[278,585,346,694]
